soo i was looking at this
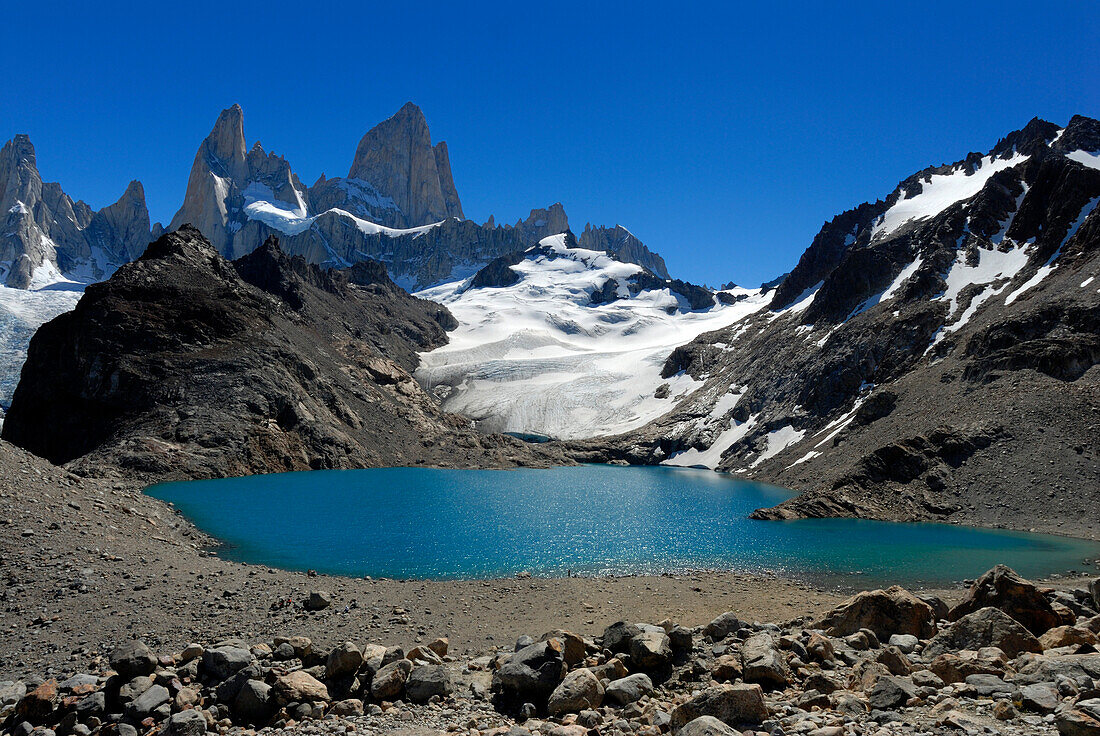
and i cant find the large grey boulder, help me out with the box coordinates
[494,639,566,697]
[925,607,1042,658]
[602,622,642,653]
[677,716,740,736]
[867,676,918,710]
[405,665,452,703]
[670,684,768,731]
[740,633,791,690]
[110,641,157,679]
[547,669,603,715]
[126,684,170,720]
[163,710,206,736]
[605,673,654,705]
[234,680,273,724]
[703,612,743,641]
[202,646,252,681]
[326,642,364,679]
[630,630,673,670]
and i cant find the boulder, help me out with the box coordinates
[331,698,364,716]
[816,586,936,640]
[669,684,768,731]
[163,710,207,736]
[963,673,1013,696]
[406,665,451,703]
[540,630,587,666]
[1018,682,1059,713]
[214,664,263,703]
[703,612,742,641]
[16,680,58,724]
[126,684,170,720]
[427,637,449,657]
[677,716,739,736]
[305,591,332,611]
[233,680,273,724]
[711,655,742,683]
[1040,626,1099,650]
[202,646,252,681]
[406,646,444,665]
[740,633,790,690]
[605,673,654,705]
[494,639,566,698]
[875,646,912,675]
[926,607,1043,658]
[273,670,330,704]
[326,642,364,679]
[888,634,919,653]
[948,565,1061,635]
[806,632,835,662]
[0,681,27,708]
[370,659,413,701]
[547,669,603,715]
[110,641,157,679]
[868,675,918,710]
[1056,708,1100,736]
[1091,579,1100,611]
[929,651,1006,684]
[602,622,642,653]
[669,625,693,650]
[630,630,672,670]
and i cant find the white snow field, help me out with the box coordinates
[872,152,1029,239]
[416,234,771,439]
[0,284,83,427]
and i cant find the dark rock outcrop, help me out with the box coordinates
[1,227,564,479]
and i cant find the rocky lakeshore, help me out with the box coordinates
[4,562,1100,736]
[5,438,1100,736]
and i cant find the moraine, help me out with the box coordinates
[147,465,1100,586]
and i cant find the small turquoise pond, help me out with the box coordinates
[147,465,1100,587]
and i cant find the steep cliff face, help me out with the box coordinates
[0,135,152,288]
[1,227,564,479]
[565,115,1100,538]
[347,102,464,226]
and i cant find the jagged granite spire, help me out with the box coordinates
[347,102,463,226]
[0,135,152,287]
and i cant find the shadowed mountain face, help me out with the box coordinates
[0,226,565,479]
[569,115,1100,539]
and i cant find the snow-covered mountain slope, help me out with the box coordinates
[0,283,82,427]
[415,233,770,438]
[571,114,1100,538]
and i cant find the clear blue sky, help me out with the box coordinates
[2,1,1096,287]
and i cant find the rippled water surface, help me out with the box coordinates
[147,465,1100,586]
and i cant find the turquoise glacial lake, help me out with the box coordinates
[147,465,1100,587]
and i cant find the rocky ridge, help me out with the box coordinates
[164,105,669,291]
[0,226,565,479]
[4,563,1100,736]
[0,136,153,288]
[568,115,1100,538]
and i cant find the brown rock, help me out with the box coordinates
[17,679,58,724]
[926,607,1043,658]
[669,684,768,731]
[816,585,936,640]
[272,671,330,705]
[1040,626,1099,650]
[948,565,1061,635]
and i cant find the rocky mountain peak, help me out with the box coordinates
[346,103,463,226]
[202,104,248,181]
